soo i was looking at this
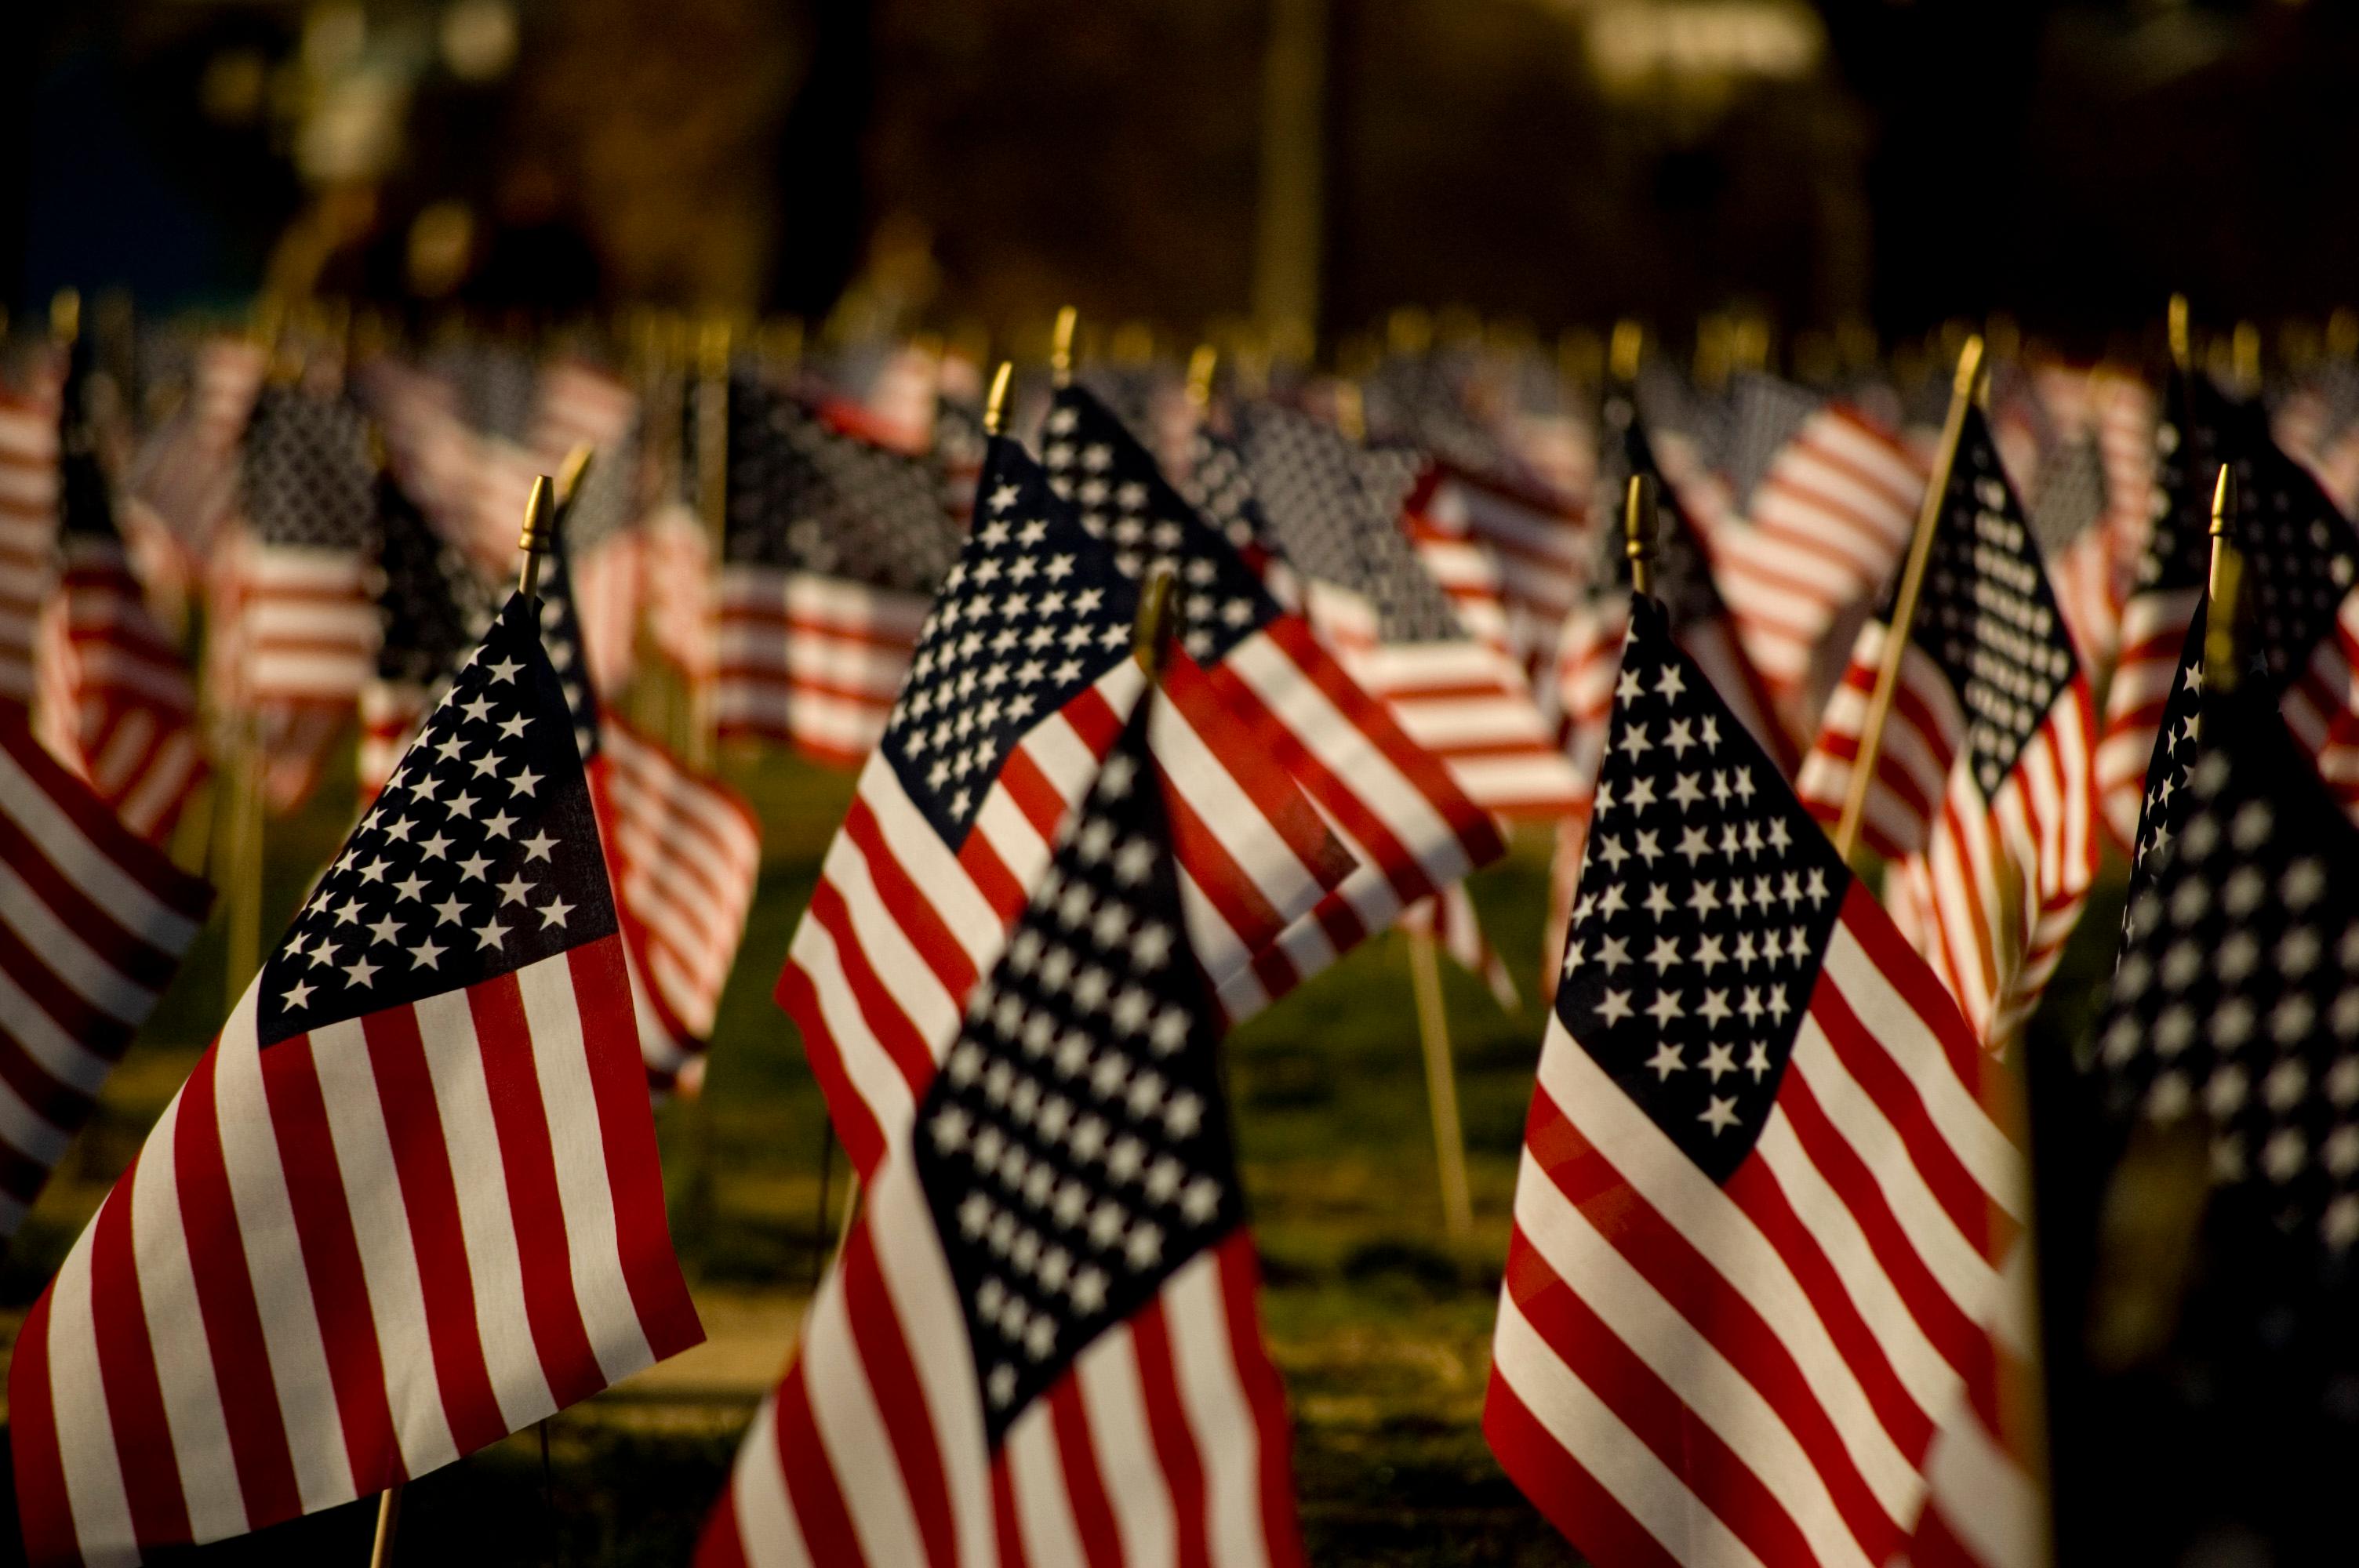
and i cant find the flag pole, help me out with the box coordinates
[983,361,1013,436]
[1051,307,1078,390]
[1624,471,1658,600]
[1830,334,1986,861]
[1406,922,1474,1242]
[2204,463,2244,692]
[689,321,730,771]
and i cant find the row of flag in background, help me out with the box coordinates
[0,285,2355,1566]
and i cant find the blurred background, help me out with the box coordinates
[11,0,2359,360]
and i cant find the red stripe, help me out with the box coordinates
[1525,1086,1911,1556]
[359,1007,507,1456]
[773,1360,871,1566]
[842,797,980,1004]
[1839,887,1986,1094]
[804,879,945,1107]
[1,723,210,924]
[692,1488,752,1568]
[1214,1234,1305,1566]
[1811,972,2005,1264]
[9,1290,83,1566]
[173,1047,304,1528]
[1161,781,1287,958]
[1773,1073,1993,1392]
[467,973,603,1408]
[995,744,1078,848]
[1164,652,1353,888]
[1482,1332,1695,1568]
[87,1155,194,1545]
[262,1033,405,1493]
[840,1216,958,1567]
[991,1451,1031,1567]
[1128,1301,1212,1568]
[0,794,185,993]
[1499,1232,1818,1565]
[571,941,703,1358]
[773,960,889,1179]
[1046,1377,1125,1568]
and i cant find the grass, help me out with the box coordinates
[0,740,2135,1566]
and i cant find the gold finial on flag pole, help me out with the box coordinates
[983,361,1014,436]
[1051,306,1078,389]
[2167,293,2191,375]
[516,474,557,602]
[1332,379,1365,442]
[49,288,80,346]
[1623,473,1659,601]
[1185,344,1218,412]
[1132,565,1176,678]
[1608,318,1644,388]
[2205,463,2244,695]
[1832,332,1986,861]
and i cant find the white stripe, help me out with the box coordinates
[0,960,117,1096]
[1078,1323,1180,1568]
[1005,1397,1092,1567]
[43,1217,143,1566]
[127,1076,246,1541]
[212,992,354,1509]
[867,1157,1001,1564]
[1149,691,1326,922]
[787,914,918,1162]
[0,854,162,1025]
[1822,926,2024,1219]
[1491,1288,1766,1568]
[307,1016,459,1475]
[514,953,656,1381]
[1163,1249,1270,1568]
[730,1396,820,1568]
[0,739,200,946]
[410,987,554,1429]
[1511,1157,1899,1559]
[828,827,962,1058]
[801,1250,932,1567]
[1921,1402,2044,1568]
[860,757,1003,972]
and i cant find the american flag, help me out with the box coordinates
[7,594,702,1564]
[126,335,265,556]
[1230,401,1580,818]
[2093,368,2245,847]
[1706,374,1928,724]
[1054,387,1499,1021]
[1488,592,2040,1568]
[226,386,381,811]
[0,713,211,1243]
[539,508,761,1096]
[702,687,1303,1568]
[33,347,208,841]
[0,378,62,714]
[716,380,965,766]
[2023,429,2117,662]
[2102,380,2359,843]
[2274,355,2359,517]
[358,475,492,801]
[1797,405,2098,1048]
[529,361,645,698]
[776,426,1358,1178]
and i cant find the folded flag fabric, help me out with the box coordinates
[9,593,700,1565]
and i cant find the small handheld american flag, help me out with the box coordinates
[9,589,701,1565]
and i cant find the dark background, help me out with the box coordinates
[9,1,2359,357]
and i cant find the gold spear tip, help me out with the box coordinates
[49,288,81,345]
[1185,344,1218,411]
[2168,294,2191,371]
[2210,463,2237,538]
[1951,333,1988,397]
[1051,306,1078,387]
[1608,318,1645,387]
[983,361,1014,436]
[1132,565,1176,677]
[557,442,595,507]
[1623,472,1659,597]
[518,474,556,557]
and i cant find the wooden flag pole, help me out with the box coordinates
[1830,334,1986,862]
[1407,923,1474,1242]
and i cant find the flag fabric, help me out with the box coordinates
[2099,375,2359,844]
[0,379,63,714]
[1052,388,1500,1021]
[227,386,381,810]
[536,512,761,1097]
[126,336,266,557]
[715,380,965,765]
[8,593,702,1564]
[1796,405,2098,1048]
[776,426,1358,1181]
[1230,401,1579,818]
[358,476,492,801]
[529,360,645,697]
[701,686,1303,1568]
[1488,591,2040,1568]
[33,351,208,841]
[2023,429,2117,664]
[1707,379,1928,724]
[0,713,211,1243]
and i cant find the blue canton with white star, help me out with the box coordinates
[256,593,617,1047]
[1554,595,1848,1181]
[1041,387,1281,667]
[912,698,1243,1445]
[880,437,1141,844]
